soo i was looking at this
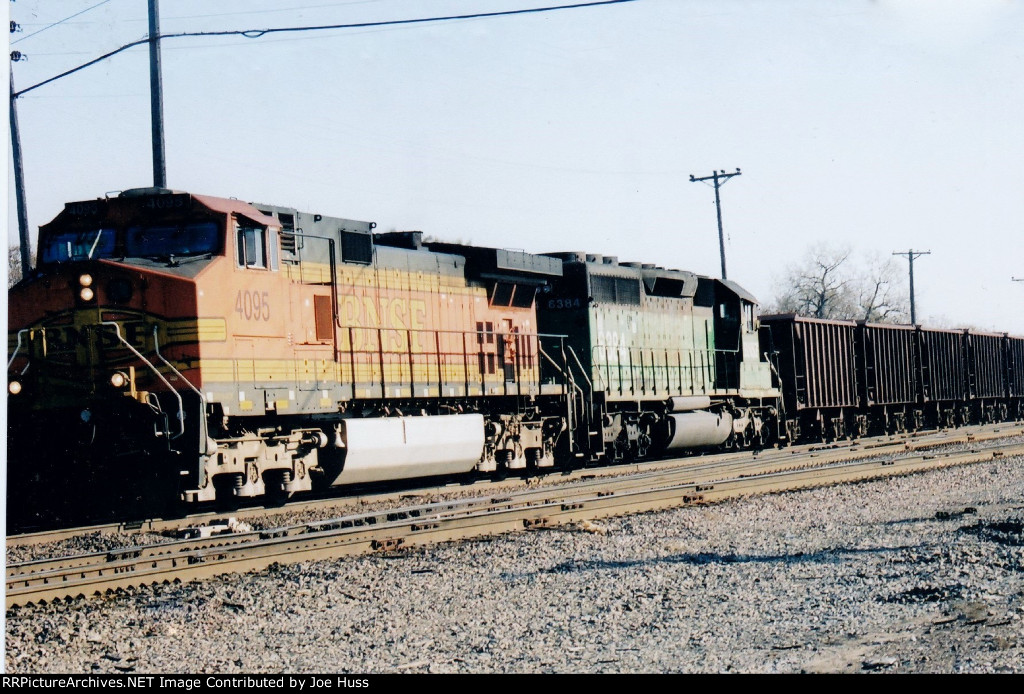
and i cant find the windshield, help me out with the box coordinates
[39,228,117,264]
[124,221,220,258]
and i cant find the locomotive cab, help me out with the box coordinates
[7,188,263,520]
[710,278,773,395]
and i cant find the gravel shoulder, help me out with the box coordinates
[5,458,1024,674]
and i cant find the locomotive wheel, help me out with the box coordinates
[213,474,244,511]
[263,470,292,507]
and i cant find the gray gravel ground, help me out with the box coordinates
[5,458,1023,674]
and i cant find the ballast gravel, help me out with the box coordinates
[5,458,1023,674]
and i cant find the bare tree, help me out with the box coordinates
[855,252,907,323]
[765,244,909,323]
[767,243,855,319]
[9,245,24,288]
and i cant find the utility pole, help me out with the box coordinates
[11,62,32,276]
[689,168,741,280]
[893,249,931,325]
[148,0,167,188]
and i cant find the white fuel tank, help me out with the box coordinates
[333,414,485,485]
[664,411,733,450]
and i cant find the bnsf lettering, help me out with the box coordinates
[121,321,153,348]
[340,295,428,350]
[235,290,271,321]
[43,326,91,352]
[42,321,151,353]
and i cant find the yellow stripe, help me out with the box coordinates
[195,318,228,341]
[287,261,486,298]
[162,317,227,342]
[200,356,541,389]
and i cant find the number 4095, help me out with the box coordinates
[235,290,270,321]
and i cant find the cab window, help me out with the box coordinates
[125,222,219,258]
[237,225,264,268]
[236,224,280,270]
[40,228,116,264]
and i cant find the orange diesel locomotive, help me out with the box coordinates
[7,188,566,513]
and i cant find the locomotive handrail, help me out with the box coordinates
[590,343,738,396]
[566,344,598,452]
[337,325,566,397]
[538,345,566,378]
[763,350,788,440]
[152,326,212,455]
[7,328,29,370]
[566,344,593,391]
[100,321,185,441]
[540,341,583,454]
[539,341,580,395]
[540,341,582,399]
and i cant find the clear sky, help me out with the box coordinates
[6,0,1024,331]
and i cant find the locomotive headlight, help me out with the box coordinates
[79,273,93,288]
[8,380,22,395]
[110,372,128,388]
[80,287,95,301]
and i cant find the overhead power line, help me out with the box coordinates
[12,0,113,45]
[12,0,637,98]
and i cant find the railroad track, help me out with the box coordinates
[7,428,1023,608]
[8,422,1020,549]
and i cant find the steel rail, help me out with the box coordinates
[11,423,1017,570]
[8,438,1023,608]
[8,422,1022,548]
